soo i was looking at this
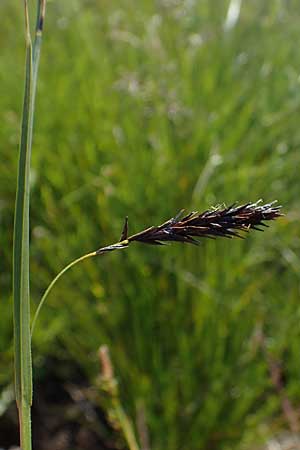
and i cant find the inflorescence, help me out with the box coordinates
[96,200,282,254]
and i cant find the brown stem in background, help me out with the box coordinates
[98,346,140,450]
[257,330,300,433]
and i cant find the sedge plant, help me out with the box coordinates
[14,1,282,449]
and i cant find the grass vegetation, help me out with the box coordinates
[1,1,299,449]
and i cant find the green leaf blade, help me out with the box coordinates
[13,40,33,411]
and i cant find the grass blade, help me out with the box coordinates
[13,5,33,449]
[13,2,47,449]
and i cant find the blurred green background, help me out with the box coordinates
[1,0,300,449]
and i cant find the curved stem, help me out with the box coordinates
[31,251,96,337]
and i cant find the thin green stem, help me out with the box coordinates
[31,240,129,336]
[19,403,31,449]
[31,252,96,336]
[113,402,140,450]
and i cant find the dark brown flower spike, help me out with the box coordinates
[96,200,282,254]
[31,200,282,336]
